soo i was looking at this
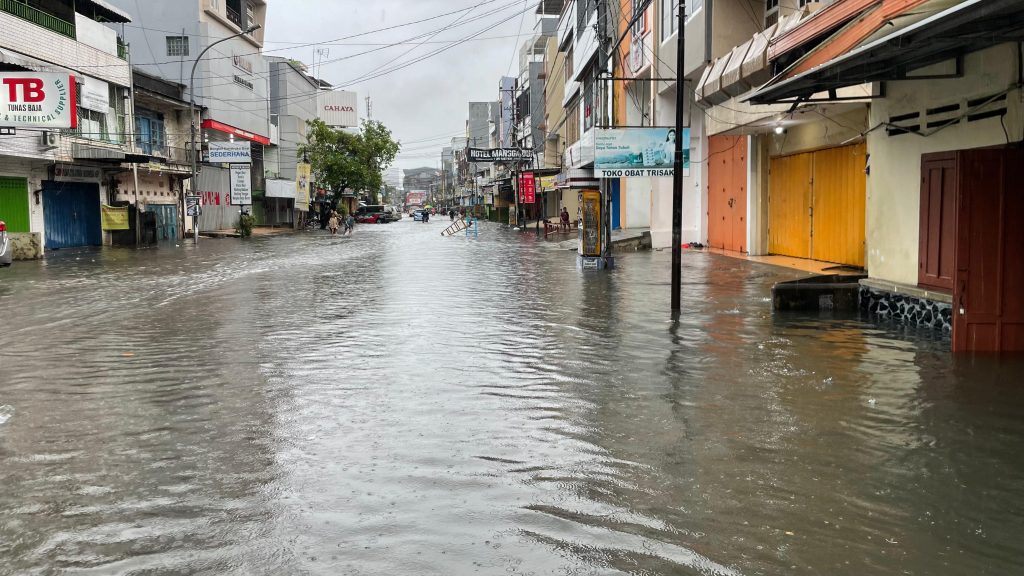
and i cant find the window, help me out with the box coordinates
[765,0,780,28]
[135,111,166,155]
[583,67,595,131]
[661,0,678,41]
[564,46,574,82]
[166,36,189,57]
[576,0,596,35]
[65,84,127,144]
[566,99,580,145]
[632,0,648,38]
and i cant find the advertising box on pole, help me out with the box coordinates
[595,128,690,178]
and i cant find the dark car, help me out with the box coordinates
[0,220,11,267]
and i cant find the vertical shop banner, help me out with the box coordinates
[518,172,536,203]
[229,165,253,205]
[595,128,690,178]
[295,163,312,209]
[579,190,602,257]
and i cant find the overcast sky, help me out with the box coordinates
[264,0,536,172]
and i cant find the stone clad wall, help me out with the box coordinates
[860,287,953,332]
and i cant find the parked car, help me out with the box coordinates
[355,205,388,224]
[384,206,402,222]
[0,220,11,268]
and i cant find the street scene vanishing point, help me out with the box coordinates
[2,0,1024,574]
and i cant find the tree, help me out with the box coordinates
[299,119,400,204]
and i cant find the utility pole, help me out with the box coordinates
[671,3,686,313]
[366,95,373,120]
[598,0,613,267]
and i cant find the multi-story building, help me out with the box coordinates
[117,70,196,242]
[551,0,610,232]
[744,0,1024,352]
[110,0,271,232]
[0,0,134,258]
[264,56,323,227]
[464,101,499,209]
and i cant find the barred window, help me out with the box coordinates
[167,36,189,57]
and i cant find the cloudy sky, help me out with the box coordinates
[264,0,537,172]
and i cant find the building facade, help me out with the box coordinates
[110,0,271,233]
[0,0,134,258]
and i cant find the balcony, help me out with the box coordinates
[0,0,75,38]
[226,4,243,29]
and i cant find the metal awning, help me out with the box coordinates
[748,0,1024,104]
[73,143,150,163]
[0,49,81,82]
[80,0,133,23]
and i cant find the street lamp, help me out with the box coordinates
[188,24,262,244]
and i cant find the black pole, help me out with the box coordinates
[671,3,686,312]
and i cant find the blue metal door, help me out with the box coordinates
[42,181,102,250]
[610,180,621,230]
[147,204,178,241]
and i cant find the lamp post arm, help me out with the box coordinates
[188,25,261,244]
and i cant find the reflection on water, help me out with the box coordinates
[1,223,1022,575]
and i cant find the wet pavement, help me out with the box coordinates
[1,220,1023,576]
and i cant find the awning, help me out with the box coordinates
[201,119,271,145]
[748,0,1024,104]
[80,0,133,23]
[73,143,151,163]
[0,49,81,82]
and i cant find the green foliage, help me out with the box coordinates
[298,119,401,201]
[238,213,257,238]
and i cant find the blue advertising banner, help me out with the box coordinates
[595,128,690,178]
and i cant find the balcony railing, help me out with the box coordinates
[0,0,75,38]
[117,38,128,60]
[226,4,242,29]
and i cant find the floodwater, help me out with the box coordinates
[1,220,1022,576]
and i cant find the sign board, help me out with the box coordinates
[318,90,359,127]
[295,162,311,208]
[185,195,201,217]
[229,165,252,205]
[81,76,109,112]
[0,72,77,129]
[100,205,129,230]
[52,164,101,183]
[517,172,536,204]
[467,148,532,163]
[208,142,252,164]
[266,179,296,199]
[579,189,602,257]
[538,175,557,191]
[595,128,690,178]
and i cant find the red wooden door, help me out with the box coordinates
[707,136,747,252]
[919,154,957,291]
[953,149,1024,353]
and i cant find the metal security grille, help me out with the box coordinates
[0,176,31,233]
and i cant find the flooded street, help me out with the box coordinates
[1,221,1022,576]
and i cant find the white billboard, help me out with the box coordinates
[208,142,252,164]
[0,72,77,129]
[317,90,359,127]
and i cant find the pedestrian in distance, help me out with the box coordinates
[449,209,455,221]
[328,211,340,235]
[560,207,570,231]
[345,213,355,235]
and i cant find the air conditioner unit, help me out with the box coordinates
[41,132,60,149]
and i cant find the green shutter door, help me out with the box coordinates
[0,177,31,233]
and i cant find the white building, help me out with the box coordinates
[0,0,134,258]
